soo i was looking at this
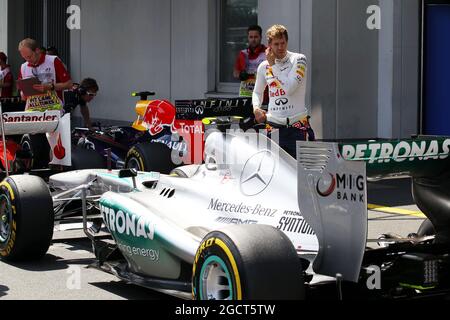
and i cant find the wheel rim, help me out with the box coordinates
[199,255,233,300]
[127,157,141,171]
[0,194,13,244]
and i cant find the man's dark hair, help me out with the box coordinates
[46,46,59,56]
[248,25,263,36]
[0,52,7,63]
[80,78,99,92]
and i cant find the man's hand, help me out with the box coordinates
[266,47,275,66]
[239,71,250,81]
[254,108,267,124]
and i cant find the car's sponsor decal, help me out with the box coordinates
[342,139,450,164]
[215,217,258,225]
[316,172,365,203]
[2,112,59,123]
[117,241,160,261]
[277,217,315,235]
[100,204,155,240]
[151,137,188,152]
[282,210,302,217]
[175,98,251,117]
[207,198,277,217]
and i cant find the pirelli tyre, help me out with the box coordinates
[125,142,176,174]
[417,219,435,237]
[20,134,51,169]
[71,146,105,170]
[0,176,53,261]
[192,224,305,300]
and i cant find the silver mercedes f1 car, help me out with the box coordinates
[1,130,450,300]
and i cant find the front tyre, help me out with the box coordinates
[417,218,435,237]
[192,225,305,300]
[0,176,54,261]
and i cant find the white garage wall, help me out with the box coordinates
[170,0,210,100]
[71,0,212,125]
[72,0,172,124]
[258,0,300,52]
[0,0,7,53]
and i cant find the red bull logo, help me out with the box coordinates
[143,100,177,136]
[269,80,281,89]
[270,88,286,98]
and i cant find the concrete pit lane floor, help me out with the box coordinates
[0,178,429,300]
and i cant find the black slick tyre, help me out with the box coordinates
[192,224,305,300]
[71,146,105,170]
[20,134,51,169]
[417,218,435,237]
[125,142,176,174]
[0,175,54,261]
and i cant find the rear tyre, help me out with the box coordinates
[192,225,305,300]
[71,146,105,170]
[125,142,177,174]
[20,134,51,169]
[0,175,54,261]
[417,218,435,237]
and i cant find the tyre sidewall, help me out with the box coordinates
[21,134,50,169]
[0,176,53,261]
[125,143,176,174]
[0,180,18,258]
[71,147,105,170]
[193,232,243,300]
[418,218,435,237]
[192,225,305,300]
[125,147,146,171]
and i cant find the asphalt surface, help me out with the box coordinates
[0,178,425,300]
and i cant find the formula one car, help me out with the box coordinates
[70,92,255,174]
[2,131,450,300]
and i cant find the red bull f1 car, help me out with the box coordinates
[71,92,255,174]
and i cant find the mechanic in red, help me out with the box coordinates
[233,25,267,98]
[17,38,72,105]
[0,52,13,99]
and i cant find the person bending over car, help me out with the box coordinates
[64,78,99,130]
[252,25,315,159]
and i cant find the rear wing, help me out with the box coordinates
[0,102,72,172]
[297,137,450,282]
[174,97,253,120]
[297,141,367,282]
[1,110,61,135]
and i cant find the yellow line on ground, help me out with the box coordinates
[368,204,426,218]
